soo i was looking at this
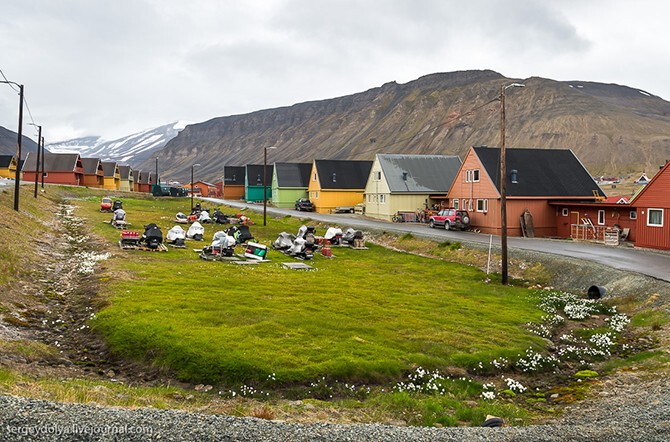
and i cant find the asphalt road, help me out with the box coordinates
[202,198,670,283]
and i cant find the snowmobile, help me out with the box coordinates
[199,230,237,260]
[212,209,230,224]
[342,228,364,247]
[297,225,318,254]
[225,225,253,244]
[175,212,189,224]
[198,209,212,224]
[324,227,343,245]
[272,232,295,251]
[111,208,128,229]
[141,223,164,250]
[100,197,113,212]
[166,225,187,247]
[186,221,205,241]
[112,200,123,211]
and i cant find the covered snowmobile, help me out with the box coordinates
[141,223,163,250]
[166,225,187,247]
[187,221,205,240]
[111,208,127,229]
[198,210,212,224]
[199,230,237,260]
[226,225,253,244]
[175,212,188,224]
[324,227,343,245]
[112,200,123,211]
[342,228,364,246]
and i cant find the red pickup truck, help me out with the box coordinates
[428,209,471,230]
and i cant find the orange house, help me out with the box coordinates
[447,146,604,237]
[22,152,84,186]
[630,160,670,250]
[223,166,246,200]
[307,159,373,214]
[80,158,105,188]
[133,169,143,192]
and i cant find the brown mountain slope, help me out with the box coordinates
[0,126,38,156]
[142,70,670,183]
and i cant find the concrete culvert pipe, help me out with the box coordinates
[587,285,607,299]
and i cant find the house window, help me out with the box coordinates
[630,210,637,220]
[312,173,317,181]
[467,199,473,211]
[647,208,663,227]
[476,199,488,213]
[465,170,471,182]
[562,208,569,216]
[453,199,459,210]
[374,171,381,180]
[379,194,386,204]
[597,210,605,225]
[472,169,480,182]
[315,191,319,199]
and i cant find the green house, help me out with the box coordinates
[245,164,274,202]
[271,162,312,208]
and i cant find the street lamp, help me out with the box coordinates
[263,146,277,226]
[190,163,200,211]
[500,82,525,285]
[1,80,24,211]
[28,123,42,198]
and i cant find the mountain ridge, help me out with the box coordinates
[143,70,670,182]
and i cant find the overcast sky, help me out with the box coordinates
[1,0,668,143]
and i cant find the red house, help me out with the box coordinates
[22,152,84,186]
[629,161,670,250]
[549,199,637,243]
[447,146,603,237]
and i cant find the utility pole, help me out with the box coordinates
[40,136,45,189]
[14,84,24,212]
[33,125,42,198]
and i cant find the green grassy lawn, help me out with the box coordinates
[75,195,546,385]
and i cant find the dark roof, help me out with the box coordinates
[314,159,373,190]
[0,155,15,168]
[101,161,118,177]
[23,152,81,172]
[224,166,245,185]
[377,154,461,193]
[473,146,603,197]
[81,158,103,175]
[138,171,151,183]
[274,162,312,188]
[118,165,133,180]
[245,164,274,186]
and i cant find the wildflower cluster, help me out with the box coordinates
[394,367,473,396]
[74,251,111,274]
[306,376,371,400]
[607,313,630,332]
[503,377,527,393]
[515,348,559,373]
[222,384,270,398]
[480,383,496,400]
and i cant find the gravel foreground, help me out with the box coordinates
[0,371,668,442]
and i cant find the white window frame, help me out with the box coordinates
[476,199,488,213]
[597,210,605,225]
[467,199,473,211]
[465,170,471,183]
[453,199,459,210]
[379,194,386,204]
[562,208,569,217]
[472,169,480,182]
[312,173,317,181]
[630,210,637,220]
[647,208,664,227]
[374,171,381,181]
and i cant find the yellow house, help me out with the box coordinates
[101,161,120,190]
[364,154,462,221]
[0,155,18,179]
[307,159,373,213]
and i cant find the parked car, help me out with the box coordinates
[428,209,470,230]
[295,198,315,212]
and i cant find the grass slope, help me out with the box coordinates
[76,195,545,385]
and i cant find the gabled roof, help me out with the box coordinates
[315,159,373,190]
[274,162,312,188]
[101,161,119,177]
[24,152,81,172]
[0,155,16,168]
[118,165,133,180]
[473,146,603,197]
[81,158,103,175]
[224,166,245,185]
[630,160,670,205]
[377,154,461,193]
[138,171,151,183]
[603,196,629,204]
[245,164,274,186]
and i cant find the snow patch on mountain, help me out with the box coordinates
[46,121,190,167]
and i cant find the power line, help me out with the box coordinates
[0,67,20,93]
